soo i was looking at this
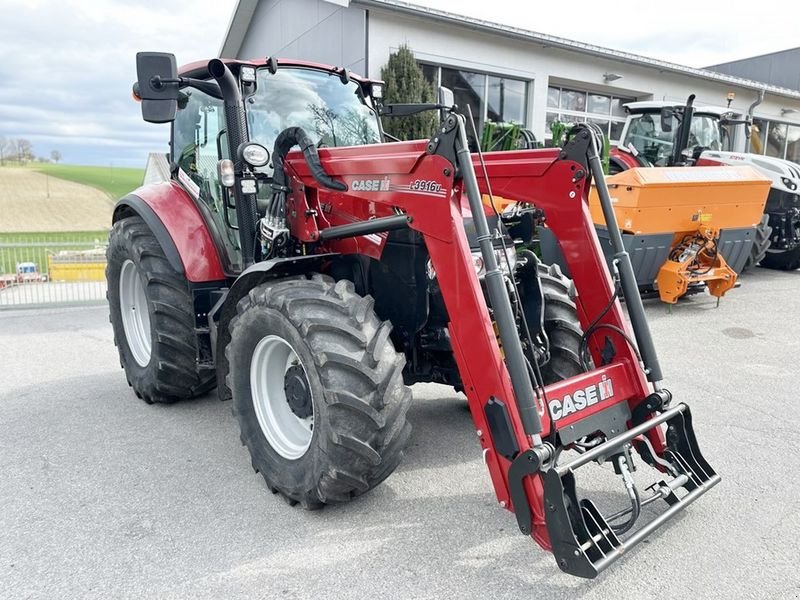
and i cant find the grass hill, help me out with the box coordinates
[32,163,144,200]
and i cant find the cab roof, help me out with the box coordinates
[178,57,380,86]
[624,100,733,117]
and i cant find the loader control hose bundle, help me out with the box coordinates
[260,127,347,257]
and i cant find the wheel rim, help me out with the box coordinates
[119,259,152,367]
[250,335,314,460]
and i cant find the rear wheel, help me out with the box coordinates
[742,215,772,271]
[760,245,800,270]
[226,275,412,508]
[107,216,214,403]
[538,262,585,384]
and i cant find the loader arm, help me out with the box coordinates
[283,121,718,577]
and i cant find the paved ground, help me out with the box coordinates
[2,268,800,600]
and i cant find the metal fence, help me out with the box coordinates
[0,232,109,309]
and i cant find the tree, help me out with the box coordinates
[12,139,33,165]
[0,136,6,166]
[50,150,62,164]
[380,44,437,141]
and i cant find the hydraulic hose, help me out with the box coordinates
[272,127,348,194]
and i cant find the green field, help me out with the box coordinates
[0,231,108,276]
[32,164,144,200]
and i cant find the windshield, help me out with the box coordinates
[688,115,724,153]
[246,67,382,171]
[624,111,724,166]
[624,113,675,165]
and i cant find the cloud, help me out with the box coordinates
[0,0,236,167]
[2,0,798,167]
[419,0,800,68]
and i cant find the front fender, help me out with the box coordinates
[113,182,226,283]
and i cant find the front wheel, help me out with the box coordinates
[742,215,772,271]
[227,275,412,508]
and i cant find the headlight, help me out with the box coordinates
[426,247,517,281]
[471,247,517,278]
[240,143,270,168]
[217,159,235,188]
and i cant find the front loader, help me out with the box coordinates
[108,52,719,578]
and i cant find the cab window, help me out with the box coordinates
[172,88,240,267]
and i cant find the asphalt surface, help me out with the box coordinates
[2,267,800,599]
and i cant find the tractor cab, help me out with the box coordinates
[137,56,386,273]
[617,100,734,167]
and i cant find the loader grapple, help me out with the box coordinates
[508,402,720,578]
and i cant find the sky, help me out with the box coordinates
[1,0,798,168]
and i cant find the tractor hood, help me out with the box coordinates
[699,151,800,195]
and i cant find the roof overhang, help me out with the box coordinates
[219,0,800,101]
[220,0,258,59]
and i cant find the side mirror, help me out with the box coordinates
[136,52,180,123]
[438,86,455,123]
[659,108,673,133]
[438,86,455,108]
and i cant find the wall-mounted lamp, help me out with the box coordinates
[781,108,798,116]
[603,72,622,83]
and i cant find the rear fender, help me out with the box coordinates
[209,253,338,400]
[113,182,226,283]
[609,147,645,172]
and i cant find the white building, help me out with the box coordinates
[220,0,800,159]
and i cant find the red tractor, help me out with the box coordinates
[107,52,718,578]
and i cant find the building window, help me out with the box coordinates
[546,85,634,142]
[488,76,526,125]
[767,122,788,158]
[420,63,529,148]
[751,118,799,160]
[787,125,800,163]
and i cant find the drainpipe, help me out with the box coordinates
[745,89,765,154]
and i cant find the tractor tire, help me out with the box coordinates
[742,215,773,272]
[760,245,800,270]
[226,274,412,508]
[107,216,215,404]
[538,262,585,384]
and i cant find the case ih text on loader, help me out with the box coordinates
[109,52,719,578]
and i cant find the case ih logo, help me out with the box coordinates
[549,377,614,421]
[351,178,391,192]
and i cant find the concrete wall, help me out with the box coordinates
[365,8,800,144]
[237,0,367,75]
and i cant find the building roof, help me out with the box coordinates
[221,0,800,101]
[706,47,800,93]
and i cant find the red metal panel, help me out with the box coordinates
[284,142,659,552]
[130,182,225,282]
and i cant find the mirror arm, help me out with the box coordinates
[379,103,447,117]
[179,77,224,100]
[145,75,224,101]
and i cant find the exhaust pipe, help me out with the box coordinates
[671,94,695,166]
[208,58,257,267]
